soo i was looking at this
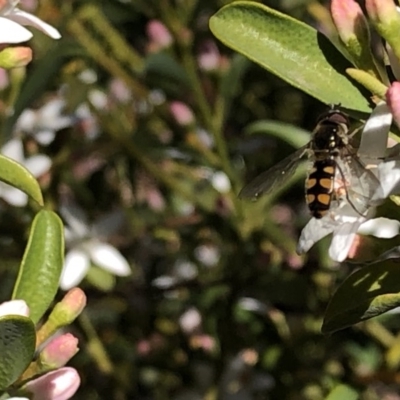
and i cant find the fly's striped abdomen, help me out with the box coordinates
[306,159,335,219]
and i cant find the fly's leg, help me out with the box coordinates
[335,163,366,217]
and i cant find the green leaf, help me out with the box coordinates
[325,384,359,400]
[209,1,371,113]
[0,155,43,206]
[245,120,310,148]
[12,210,64,324]
[0,315,35,390]
[323,260,400,333]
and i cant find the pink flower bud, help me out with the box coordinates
[37,288,86,345]
[0,0,7,12]
[47,287,87,328]
[24,367,80,400]
[58,288,87,318]
[386,81,400,127]
[21,0,38,12]
[189,334,215,352]
[331,0,379,75]
[366,0,400,67]
[0,46,32,68]
[146,20,173,51]
[366,0,398,24]
[41,333,79,369]
[331,0,368,43]
[109,78,132,103]
[197,40,221,72]
[170,101,195,126]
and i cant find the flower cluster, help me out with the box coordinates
[0,1,63,206]
[0,4,87,399]
[1,288,86,400]
[0,0,60,68]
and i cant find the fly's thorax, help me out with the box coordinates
[312,123,348,152]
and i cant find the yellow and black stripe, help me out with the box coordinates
[305,159,335,219]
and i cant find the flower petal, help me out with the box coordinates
[16,109,36,131]
[0,16,32,43]
[358,102,392,162]
[60,203,89,238]
[297,217,336,254]
[37,98,66,121]
[2,138,24,161]
[25,367,80,400]
[35,130,56,145]
[60,249,90,290]
[375,159,400,198]
[0,299,29,317]
[87,241,131,276]
[8,9,61,39]
[0,184,28,206]
[358,217,400,238]
[329,221,362,262]
[24,154,51,176]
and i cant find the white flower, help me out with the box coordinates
[75,103,100,140]
[16,98,73,145]
[211,171,231,193]
[179,308,202,334]
[59,203,131,290]
[8,398,28,400]
[297,102,400,262]
[0,138,51,206]
[0,299,29,317]
[0,0,60,44]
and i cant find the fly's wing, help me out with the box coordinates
[337,147,381,214]
[239,146,309,200]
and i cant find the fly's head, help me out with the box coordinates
[315,108,351,147]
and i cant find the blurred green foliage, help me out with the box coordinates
[1,0,400,399]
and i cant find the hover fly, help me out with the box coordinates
[239,107,379,219]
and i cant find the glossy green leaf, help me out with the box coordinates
[245,120,310,148]
[323,261,400,333]
[12,210,64,324]
[325,384,358,400]
[0,155,43,206]
[0,315,35,390]
[209,2,371,113]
